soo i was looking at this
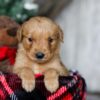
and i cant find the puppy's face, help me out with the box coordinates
[17,17,63,63]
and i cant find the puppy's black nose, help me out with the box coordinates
[36,52,44,59]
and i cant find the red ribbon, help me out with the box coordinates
[0,46,17,65]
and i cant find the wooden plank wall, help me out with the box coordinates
[56,0,100,92]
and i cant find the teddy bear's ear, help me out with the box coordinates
[17,26,23,42]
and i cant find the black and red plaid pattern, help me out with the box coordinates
[0,71,86,100]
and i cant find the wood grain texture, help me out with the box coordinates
[56,0,100,92]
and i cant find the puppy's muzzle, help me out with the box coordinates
[35,52,45,60]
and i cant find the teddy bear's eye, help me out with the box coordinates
[48,37,53,43]
[28,37,33,42]
[7,27,17,37]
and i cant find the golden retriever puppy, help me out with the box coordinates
[13,16,68,93]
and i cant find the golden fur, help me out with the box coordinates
[13,16,68,93]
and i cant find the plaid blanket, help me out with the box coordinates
[0,71,86,100]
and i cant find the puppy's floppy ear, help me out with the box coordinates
[17,26,23,42]
[58,25,64,42]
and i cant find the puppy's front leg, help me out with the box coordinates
[44,69,59,93]
[14,67,35,92]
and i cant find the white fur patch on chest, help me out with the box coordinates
[32,64,42,74]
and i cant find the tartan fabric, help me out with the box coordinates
[0,71,86,100]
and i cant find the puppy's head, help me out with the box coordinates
[17,17,63,63]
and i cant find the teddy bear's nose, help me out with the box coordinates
[36,52,45,59]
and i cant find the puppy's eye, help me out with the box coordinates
[28,38,33,42]
[48,37,53,43]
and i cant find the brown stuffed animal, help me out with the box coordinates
[0,16,19,72]
[0,16,19,46]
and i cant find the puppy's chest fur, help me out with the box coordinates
[32,63,43,74]
[32,59,61,75]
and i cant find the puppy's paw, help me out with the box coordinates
[20,71,35,92]
[44,69,60,93]
[22,77,35,92]
[44,77,59,93]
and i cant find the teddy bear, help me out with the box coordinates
[0,16,20,72]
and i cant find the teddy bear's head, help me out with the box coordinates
[0,16,20,46]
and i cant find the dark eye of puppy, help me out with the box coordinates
[48,37,53,43]
[28,37,33,42]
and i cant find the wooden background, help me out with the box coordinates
[56,0,100,92]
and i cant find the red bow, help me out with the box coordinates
[0,46,17,65]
